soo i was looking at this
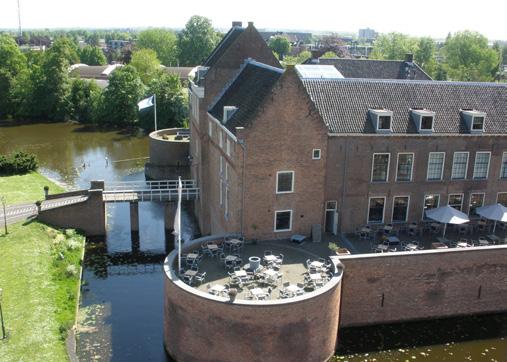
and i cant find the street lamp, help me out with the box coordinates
[0,288,6,340]
[0,196,7,235]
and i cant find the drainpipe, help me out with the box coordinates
[338,138,349,232]
[238,138,246,236]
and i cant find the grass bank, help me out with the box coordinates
[0,172,64,205]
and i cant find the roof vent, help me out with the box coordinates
[405,53,414,63]
[232,21,242,27]
[368,109,393,133]
[410,108,435,133]
[461,109,486,134]
[223,106,238,124]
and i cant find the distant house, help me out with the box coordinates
[358,28,378,41]
[259,31,313,47]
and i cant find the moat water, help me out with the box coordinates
[1,122,506,361]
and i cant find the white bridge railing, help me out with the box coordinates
[104,179,197,192]
[103,188,199,203]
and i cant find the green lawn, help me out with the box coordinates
[0,172,64,206]
[0,222,84,362]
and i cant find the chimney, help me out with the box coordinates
[405,53,414,63]
[232,21,242,27]
[247,21,254,27]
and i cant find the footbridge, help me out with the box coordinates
[36,179,198,236]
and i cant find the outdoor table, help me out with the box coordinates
[431,242,448,249]
[286,285,302,293]
[478,239,491,246]
[264,255,278,262]
[360,227,371,232]
[383,225,393,231]
[186,253,198,260]
[457,242,471,248]
[209,284,226,295]
[207,244,218,251]
[376,244,389,252]
[310,261,324,268]
[263,269,278,278]
[404,243,418,251]
[225,255,239,262]
[184,270,197,280]
[250,288,265,299]
[309,273,322,280]
[234,270,247,278]
[487,234,500,243]
[227,239,242,246]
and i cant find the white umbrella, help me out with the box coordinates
[476,203,507,233]
[425,205,469,237]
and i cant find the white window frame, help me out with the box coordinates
[226,138,231,157]
[219,156,223,206]
[274,210,293,232]
[392,195,410,223]
[312,149,321,160]
[468,192,485,216]
[426,152,445,181]
[395,153,414,182]
[276,171,295,194]
[422,194,440,220]
[219,130,223,149]
[472,116,485,131]
[371,153,391,183]
[367,196,386,224]
[501,152,507,179]
[497,192,507,206]
[448,193,464,211]
[451,151,469,180]
[208,120,213,137]
[472,151,491,180]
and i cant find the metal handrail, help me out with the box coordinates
[104,179,196,191]
[103,188,199,203]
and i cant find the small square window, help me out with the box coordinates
[472,116,484,130]
[420,116,434,130]
[378,116,391,130]
[312,149,321,160]
[275,210,292,232]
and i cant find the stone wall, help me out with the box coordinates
[148,128,189,167]
[338,246,507,327]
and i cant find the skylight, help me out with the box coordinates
[295,65,344,79]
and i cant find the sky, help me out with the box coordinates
[1,0,506,40]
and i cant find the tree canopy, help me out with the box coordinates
[79,45,107,66]
[370,32,418,61]
[0,35,27,117]
[268,36,291,60]
[130,49,161,85]
[177,15,220,66]
[137,28,178,66]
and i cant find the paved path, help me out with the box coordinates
[0,196,87,226]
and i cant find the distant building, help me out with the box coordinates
[358,28,378,41]
[259,31,313,47]
[108,39,131,50]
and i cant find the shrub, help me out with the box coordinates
[0,150,39,175]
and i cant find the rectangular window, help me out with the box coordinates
[423,194,440,219]
[208,120,213,137]
[274,210,292,232]
[427,152,445,181]
[472,116,485,130]
[219,156,223,205]
[396,153,414,182]
[420,116,434,130]
[371,153,390,182]
[473,152,490,179]
[276,171,294,193]
[451,152,469,180]
[378,116,391,130]
[469,193,485,216]
[368,197,385,223]
[497,192,507,206]
[392,196,409,222]
[312,149,321,160]
[448,193,464,211]
[219,130,223,148]
[501,152,507,179]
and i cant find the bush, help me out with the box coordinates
[0,150,39,175]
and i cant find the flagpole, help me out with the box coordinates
[177,177,182,272]
[153,94,158,131]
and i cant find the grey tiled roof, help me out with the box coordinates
[301,78,507,134]
[312,58,432,80]
[203,27,245,67]
[208,61,283,134]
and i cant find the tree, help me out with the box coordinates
[177,15,220,66]
[137,28,178,66]
[0,35,27,117]
[130,49,161,84]
[415,37,436,75]
[139,72,187,131]
[79,45,107,65]
[321,51,338,59]
[85,32,100,46]
[68,79,101,123]
[443,31,500,81]
[47,37,80,65]
[370,33,418,60]
[269,36,291,60]
[99,65,144,127]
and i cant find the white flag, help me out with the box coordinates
[137,95,154,111]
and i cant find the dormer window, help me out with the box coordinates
[223,106,238,124]
[368,109,393,133]
[461,110,486,134]
[410,109,435,133]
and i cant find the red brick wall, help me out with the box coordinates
[338,246,507,327]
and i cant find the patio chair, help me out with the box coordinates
[190,265,199,272]
[279,290,290,299]
[283,281,290,288]
[276,254,284,264]
[194,272,206,285]
[183,275,193,285]
[305,259,312,268]
[264,250,273,256]
[219,253,226,263]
